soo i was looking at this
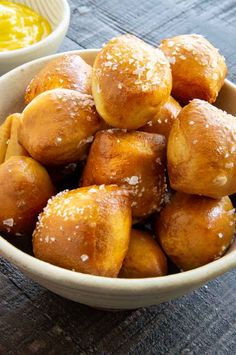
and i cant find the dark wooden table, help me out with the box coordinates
[1,0,236,354]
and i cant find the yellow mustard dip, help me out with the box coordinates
[0,1,52,52]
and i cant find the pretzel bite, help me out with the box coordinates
[33,185,131,277]
[0,114,13,163]
[0,156,55,236]
[168,99,236,198]
[119,229,167,278]
[92,34,172,129]
[140,96,181,139]
[160,34,227,104]
[19,89,104,166]
[4,113,28,161]
[81,130,166,218]
[156,193,235,271]
[25,54,92,104]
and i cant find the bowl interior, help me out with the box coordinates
[9,0,67,29]
[0,49,236,294]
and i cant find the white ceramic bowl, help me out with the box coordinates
[0,0,70,75]
[0,49,236,310]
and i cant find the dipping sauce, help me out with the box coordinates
[0,1,52,52]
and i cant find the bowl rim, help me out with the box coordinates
[1,235,236,294]
[0,48,236,295]
[0,0,70,58]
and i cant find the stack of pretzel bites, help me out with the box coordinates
[1,33,235,278]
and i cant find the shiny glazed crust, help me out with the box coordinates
[119,229,167,278]
[4,113,28,161]
[81,129,166,218]
[92,34,172,129]
[33,185,132,277]
[140,96,181,139]
[160,34,227,104]
[0,114,13,164]
[0,156,55,235]
[19,89,104,166]
[168,99,236,198]
[156,193,235,271]
[25,54,92,104]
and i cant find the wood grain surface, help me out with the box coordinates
[1,0,236,354]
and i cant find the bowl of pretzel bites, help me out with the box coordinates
[0,33,236,310]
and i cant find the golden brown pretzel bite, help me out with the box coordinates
[33,185,131,277]
[160,34,227,104]
[4,113,28,160]
[119,229,167,278]
[25,54,92,104]
[140,96,181,139]
[0,114,13,164]
[19,89,104,166]
[156,193,235,271]
[92,34,172,129]
[81,130,166,218]
[0,156,55,236]
[168,99,236,198]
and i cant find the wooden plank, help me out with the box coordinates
[67,0,236,81]
[1,257,236,354]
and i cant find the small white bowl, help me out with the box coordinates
[0,49,236,310]
[0,0,70,75]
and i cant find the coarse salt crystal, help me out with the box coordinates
[225,162,234,169]
[88,187,97,193]
[124,176,139,185]
[167,40,175,47]
[213,175,227,186]
[168,57,176,64]
[104,61,113,67]
[80,254,89,262]
[133,67,145,76]
[3,218,14,227]
[231,146,236,153]
[211,61,217,68]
